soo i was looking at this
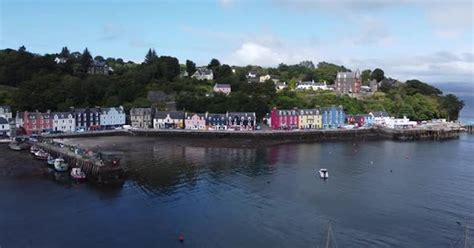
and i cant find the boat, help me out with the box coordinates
[70,168,86,181]
[30,145,39,154]
[8,141,30,151]
[47,155,55,166]
[319,169,329,179]
[34,150,49,160]
[53,158,69,172]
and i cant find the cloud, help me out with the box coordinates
[129,39,154,48]
[218,0,234,8]
[427,2,473,38]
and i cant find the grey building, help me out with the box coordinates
[335,71,361,94]
[130,108,153,129]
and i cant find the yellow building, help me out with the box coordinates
[299,109,322,129]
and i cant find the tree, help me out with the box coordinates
[80,48,93,72]
[208,58,221,69]
[404,79,442,96]
[361,69,371,85]
[370,68,385,82]
[315,62,350,84]
[18,46,26,53]
[144,48,158,64]
[441,94,464,121]
[186,59,196,76]
[214,64,232,80]
[59,47,70,58]
[94,56,105,62]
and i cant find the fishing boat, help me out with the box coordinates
[53,158,69,172]
[319,169,329,179]
[34,150,49,160]
[70,168,86,181]
[30,145,39,154]
[8,141,30,151]
[47,155,55,166]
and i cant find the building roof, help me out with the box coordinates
[0,117,8,124]
[101,106,124,114]
[194,67,213,76]
[299,109,321,115]
[214,84,231,88]
[372,111,389,117]
[228,112,256,119]
[0,106,11,112]
[130,108,152,115]
[155,111,185,119]
[187,113,206,118]
[53,112,73,118]
[337,71,359,79]
[207,113,226,119]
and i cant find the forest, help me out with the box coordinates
[0,46,464,121]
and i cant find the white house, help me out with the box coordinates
[259,74,271,83]
[0,106,12,120]
[385,116,417,129]
[100,106,126,129]
[153,111,185,129]
[213,84,231,95]
[275,82,288,91]
[371,111,390,126]
[296,80,330,91]
[0,117,9,136]
[192,68,214,80]
[52,112,76,132]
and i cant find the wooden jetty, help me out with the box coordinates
[36,141,124,184]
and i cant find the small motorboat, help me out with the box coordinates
[53,158,69,172]
[47,155,55,166]
[319,169,329,179]
[34,150,49,160]
[9,141,30,151]
[30,145,39,154]
[70,168,86,181]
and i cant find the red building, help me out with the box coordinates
[346,114,365,127]
[270,107,299,130]
[21,111,53,135]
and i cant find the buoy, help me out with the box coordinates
[178,233,184,242]
[390,169,393,173]
[370,161,374,164]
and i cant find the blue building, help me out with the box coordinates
[322,106,345,128]
[364,113,375,127]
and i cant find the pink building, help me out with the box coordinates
[21,110,53,135]
[270,107,299,130]
[213,84,231,95]
[185,113,206,130]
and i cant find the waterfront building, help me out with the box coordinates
[385,116,417,129]
[73,108,101,131]
[185,113,206,130]
[372,111,390,126]
[213,84,231,95]
[364,114,375,127]
[299,109,322,129]
[321,106,345,128]
[0,117,9,136]
[335,71,361,94]
[270,107,299,130]
[153,111,185,129]
[192,68,213,80]
[206,113,228,130]
[295,81,330,91]
[100,106,126,129]
[52,112,76,132]
[0,105,12,120]
[20,110,53,135]
[346,114,365,127]
[227,112,256,130]
[130,108,153,129]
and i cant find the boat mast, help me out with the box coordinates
[463,224,468,248]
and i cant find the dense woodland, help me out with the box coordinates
[0,46,464,121]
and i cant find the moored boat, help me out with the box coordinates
[34,150,49,160]
[47,155,55,166]
[30,145,39,154]
[70,168,86,181]
[319,169,329,179]
[53,158,69,172]
[9,141,30,151]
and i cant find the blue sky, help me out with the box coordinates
[1,0,473,84]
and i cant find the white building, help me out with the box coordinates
[192,68,214,81]
[213,84,231,95]
[100,106,126,129]
[52,112,76,132]
[275,82,288,91]
[153,111,185,129]
[296,80,330,91]
[0,106,12,120]
[259,74,271,83]
[0,117,9,136]
[385,116,417,129]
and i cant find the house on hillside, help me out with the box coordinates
[185,113,206,130]
[295,80,330,91]
[335,71,361,94]
[0,106,12,120]
[192,68,214,80]
[130,108,153,129]
[52,112,75,132]
[270,108,299,130]
[88,60,113,75]
[275,82,288,91]
[213,84,231,95]
[153,111,185,129]
[246,71,259,83]
[100,106,126,129]
[259,74,271,83]
[227,112,256,130]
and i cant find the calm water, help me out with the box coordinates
[1,135,473,248]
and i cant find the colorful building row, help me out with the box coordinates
[271,106,345,130]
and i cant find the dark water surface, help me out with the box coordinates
[1,135,473,247]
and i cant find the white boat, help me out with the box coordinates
[70,168,86,181]
[319,169,329,179]
[47,155,55,166]
[53,158,69,172]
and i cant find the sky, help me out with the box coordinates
[1,0,473,84]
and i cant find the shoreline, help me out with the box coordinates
[42,126,462,142]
